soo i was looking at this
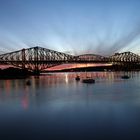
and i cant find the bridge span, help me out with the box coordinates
[0,46,140,73]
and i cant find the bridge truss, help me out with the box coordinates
[110,52,140,63]
[0,46,140,72]
[0,46,75,72]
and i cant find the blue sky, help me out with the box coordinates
[0,0,140,55]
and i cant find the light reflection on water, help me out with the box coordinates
[0,72,140,139]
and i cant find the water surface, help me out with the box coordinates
[0,72,140,140]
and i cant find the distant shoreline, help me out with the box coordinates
[0,66,140,79]
[43,65,140,73]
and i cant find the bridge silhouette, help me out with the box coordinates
[0,46,140,73]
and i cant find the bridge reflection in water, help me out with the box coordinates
[0,46,140,73]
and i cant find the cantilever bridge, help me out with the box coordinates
[0,46,140,73]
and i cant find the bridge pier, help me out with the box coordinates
[33,70,40,75]
[33,46,40,75]
[22,48,26,69]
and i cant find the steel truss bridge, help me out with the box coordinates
[0,46,140,73]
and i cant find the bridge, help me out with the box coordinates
[0,46,140,73]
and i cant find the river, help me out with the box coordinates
[0,72,140,140]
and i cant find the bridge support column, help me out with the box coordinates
[34,46,40,75]
[22,48,26,69]
[33,69,40,75]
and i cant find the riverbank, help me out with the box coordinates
[0,67,31,79]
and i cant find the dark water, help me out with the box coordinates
[0,72,140,140]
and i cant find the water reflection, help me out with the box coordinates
[0,72,140,139]
[0,72,139,109]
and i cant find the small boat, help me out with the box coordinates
[82,77,95,83]
[75,75,80,81]
[26,80,31,86]
[121,75,130,79]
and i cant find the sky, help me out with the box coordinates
[0,0,140,56]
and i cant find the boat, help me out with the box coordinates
[82,77,95,83]
[121,75,130,79]
[82,67,95,83]
[75,75,80,81]
[75,64,80,81]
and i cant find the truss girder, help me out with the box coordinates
[76,54,109,62]
[110,52,140,63]
[0,46,75,71]
[0,47,140,71]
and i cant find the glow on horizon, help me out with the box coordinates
[47,63,112,71]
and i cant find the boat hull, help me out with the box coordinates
[82,79,95,83]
